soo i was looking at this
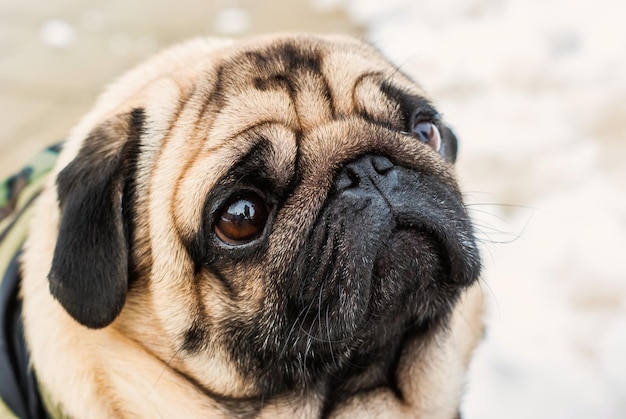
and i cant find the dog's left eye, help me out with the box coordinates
[413,121,441,152]
[214,194,269,245]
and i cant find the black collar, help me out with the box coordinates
[0,250,49,419]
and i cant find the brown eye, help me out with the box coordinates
[414,121,442,152]
[214,194,269,245]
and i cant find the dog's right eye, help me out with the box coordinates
[214,194,269,245]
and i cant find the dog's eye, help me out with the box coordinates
[215,194,269,245]
[413,121,441,152]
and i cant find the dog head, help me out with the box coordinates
[45,34,480,403]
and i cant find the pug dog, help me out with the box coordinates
[18,34,483,418]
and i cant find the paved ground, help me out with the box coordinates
[0,0,360,178]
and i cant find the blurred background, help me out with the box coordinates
[1,0,624,418]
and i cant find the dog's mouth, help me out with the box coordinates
[289,154,481,359]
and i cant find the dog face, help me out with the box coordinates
[28,34,481,414]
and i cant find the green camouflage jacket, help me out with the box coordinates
[0,144,61,419]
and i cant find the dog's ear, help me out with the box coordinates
[440,123,459,164]
[48,108,144,329]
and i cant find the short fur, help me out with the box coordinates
[20,34,484,418]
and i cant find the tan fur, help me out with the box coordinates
[20,34,484,418]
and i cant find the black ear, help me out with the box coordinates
[48,109,144,329]
[440,124,459,164]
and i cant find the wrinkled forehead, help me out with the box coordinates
[192,36,434,160]
[206,35,429,135]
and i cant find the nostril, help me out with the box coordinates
[335,155,395,192]
[371,155,394,175]
[336,167,360,190]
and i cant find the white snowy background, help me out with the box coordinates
[313,0,626,417]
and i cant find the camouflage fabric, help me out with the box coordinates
[0,144,61,226]
[0,144,62,419]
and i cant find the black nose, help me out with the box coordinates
[335,155,398,193]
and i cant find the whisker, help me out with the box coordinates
[465,202,538,212]
[147,350,180,419]
[149,350,179,396]
[316,272,325,340]
[280,300,317,359]
[478,279,500,316]
[326,304,338,369]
